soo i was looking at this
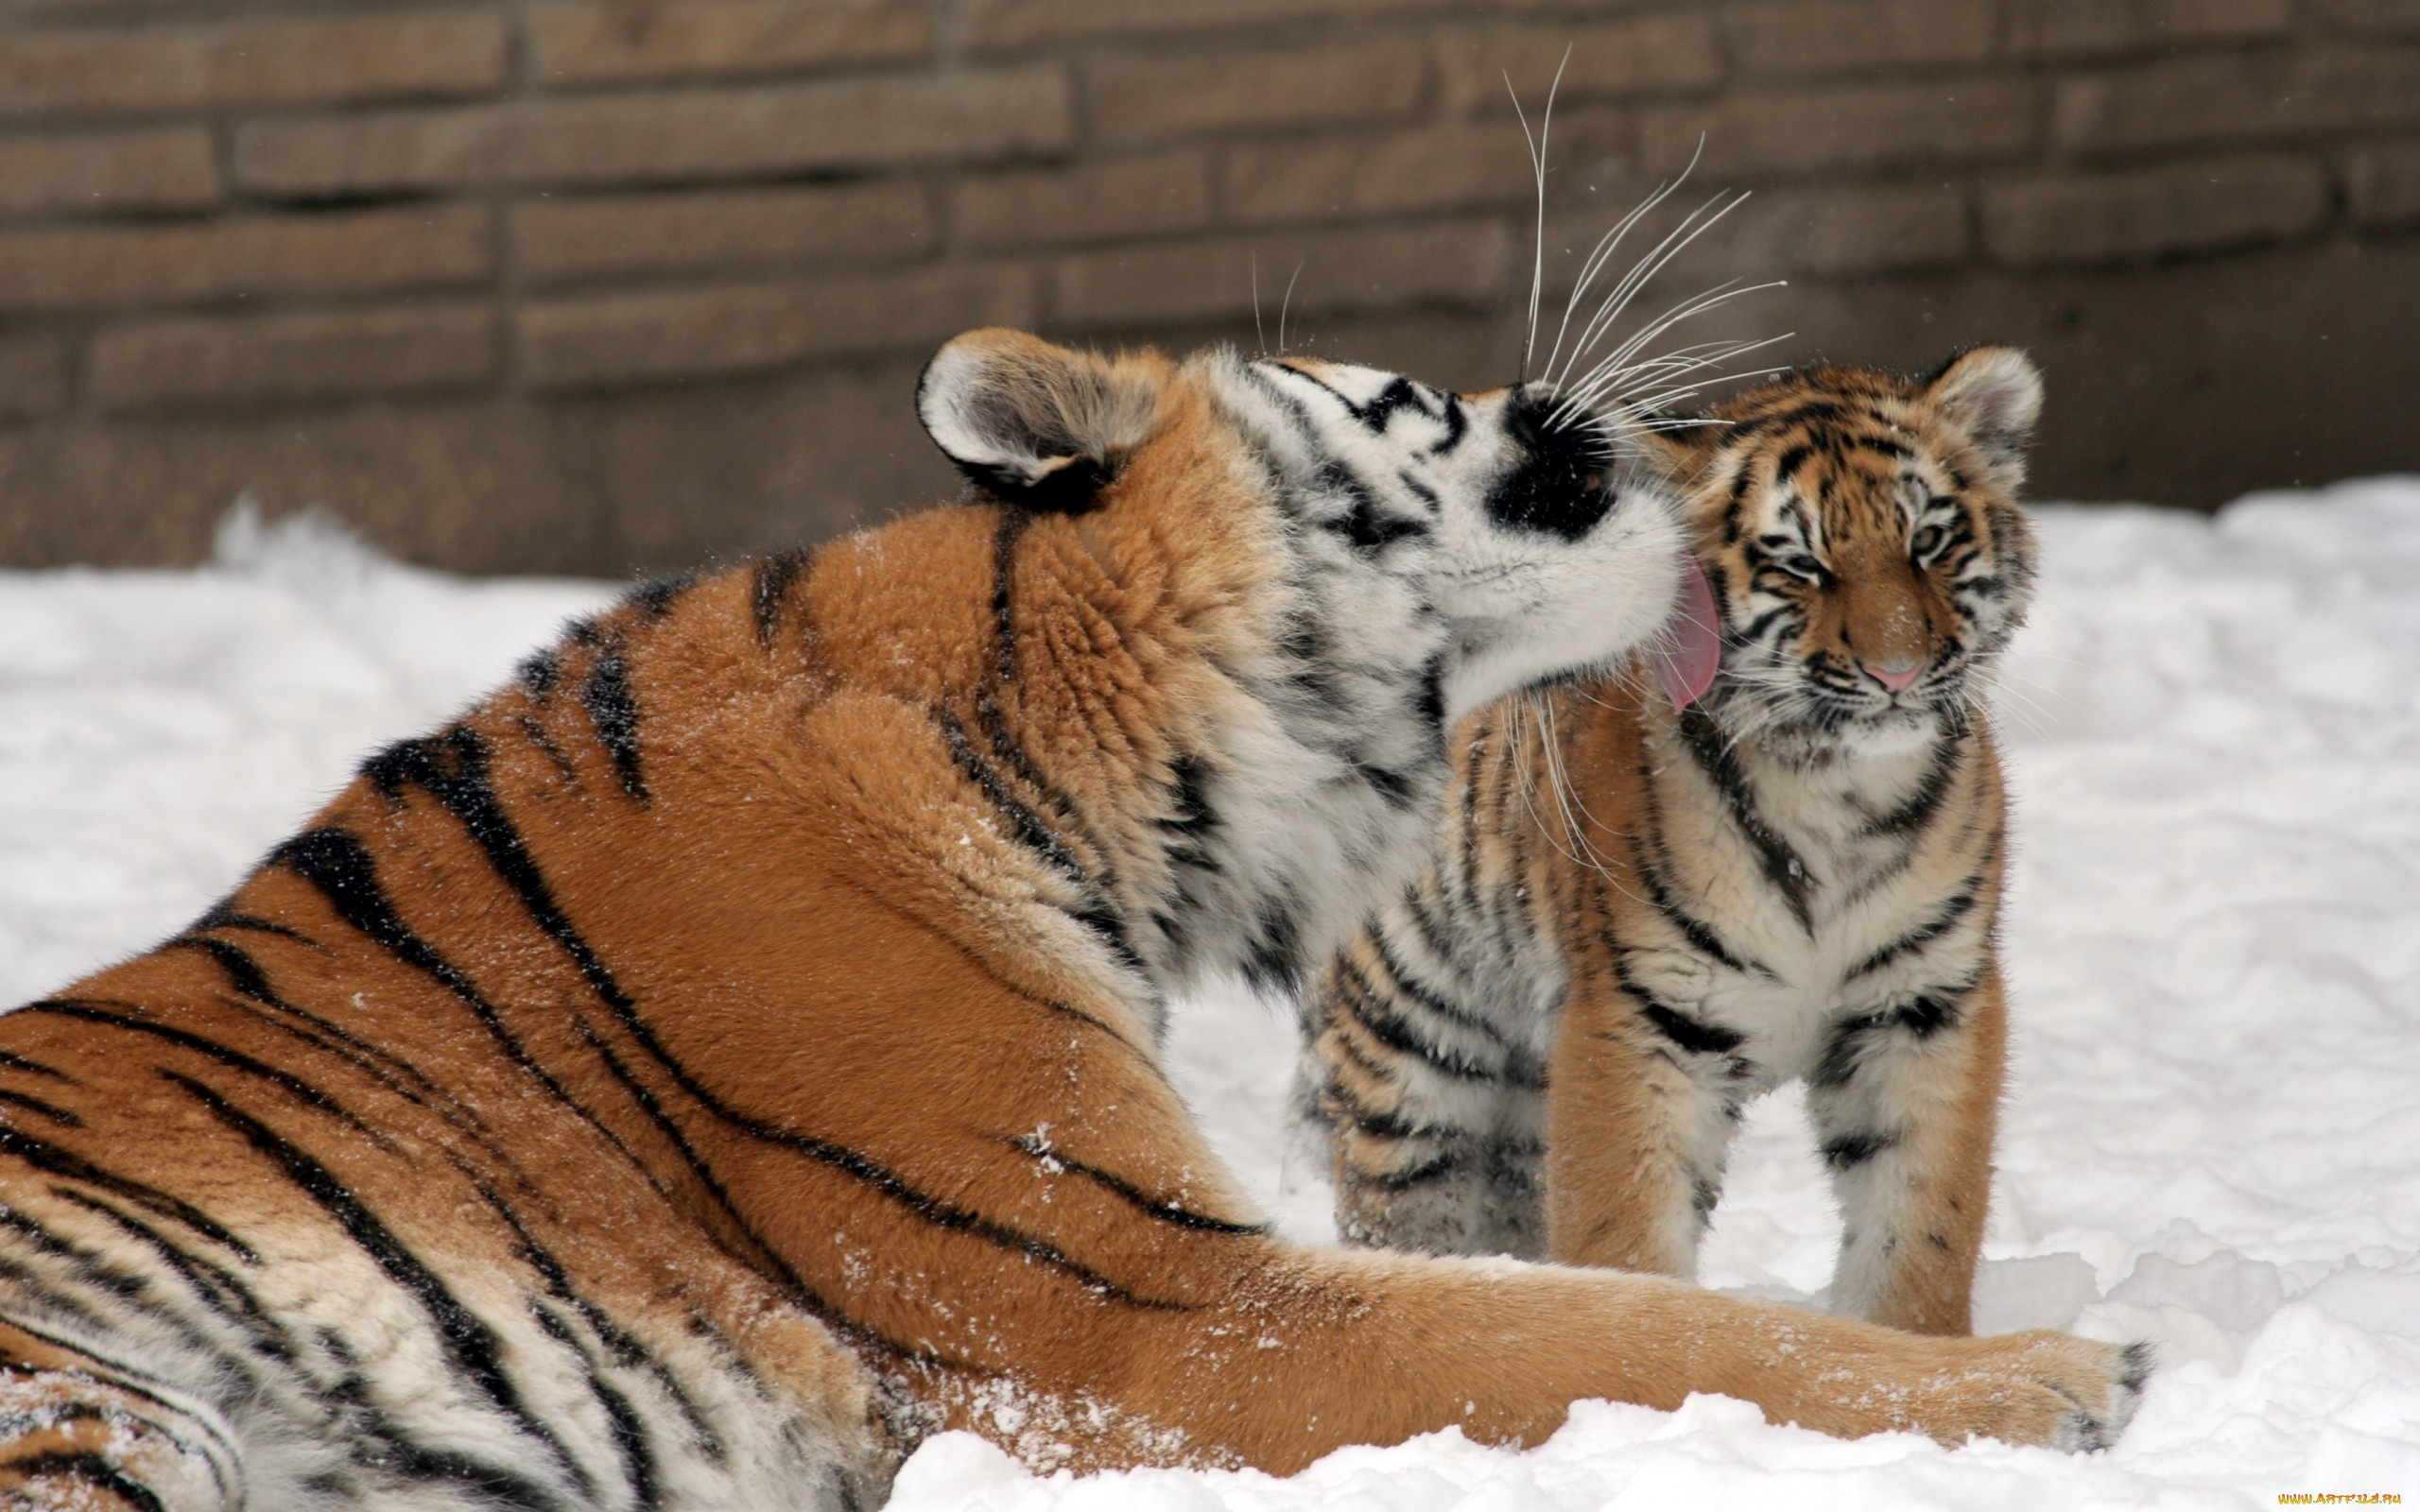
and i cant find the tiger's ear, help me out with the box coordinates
[916,329,1163,513]
[1923,345,2043,487]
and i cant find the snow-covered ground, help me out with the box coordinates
[3,485,2416,1508]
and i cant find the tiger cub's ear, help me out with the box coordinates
[1620,411,1725,490]
[1922,345,2044,489]
[916,329,1164,513]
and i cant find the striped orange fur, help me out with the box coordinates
[0,335,2137,1510]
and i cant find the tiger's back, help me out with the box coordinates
[1309,349,2045,1336]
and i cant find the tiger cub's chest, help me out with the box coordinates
[1620,717,1998,1086]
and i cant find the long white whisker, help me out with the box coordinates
[1553,189,1754,396]
[1559,326,1793,424]
[1570,278,1788,403]
[1252,257,1266,355]
[1539,135,1703,388]
[1507,48,1569,383]
[1559,284,1786,409]
[1276,260,1304,353]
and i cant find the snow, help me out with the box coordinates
[5,485,2418,1508]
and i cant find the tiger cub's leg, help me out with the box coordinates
[1309,934,1548,1259]
[1543,971,1751,1278]
[1806,962,2009,1335]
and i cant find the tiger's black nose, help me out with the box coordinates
[1488,390,1616,542]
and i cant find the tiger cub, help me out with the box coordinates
[1306,348,2045,1337]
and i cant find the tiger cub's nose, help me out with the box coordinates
[1863,657,1927,694]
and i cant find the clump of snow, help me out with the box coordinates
[4,484,2417,1505]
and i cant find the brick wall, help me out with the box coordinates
[3,0,2416,575]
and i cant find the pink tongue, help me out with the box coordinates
[1650,558,1722,712]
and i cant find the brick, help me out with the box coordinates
[1982,155,2328,266]
[0,129,218,218]
[1439,15,1724,112]
[2055,47,2420,153]
[1723,0,1994,78]
[91,305,500,411]
[2348,140,2420,227]
[0,12,509,118]
[1051,218,1509,326]
[0,336,72,421]
[1719,182,1969,277]
[963,0,1455,48]
[2005,0,2292,58]
[520,264,1038,387]
[0,206,493,314]
[236,69,1073,196]
[953,153,1212,251]
[1224,122,1538,225]
[527,0,931,84]
[1084,42,1426,145]
[2316,0,2420,32]
[1641,79,2035,175]
[513,182,932,286]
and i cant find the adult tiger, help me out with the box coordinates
[0,332,2136,1511]
[1307,349,2056,1338]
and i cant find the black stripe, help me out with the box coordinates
[1677,705,1813,929]
[17,1001,395,1150]
[565,1022,952,1371]
[752,549,807,648]
[1000,1136,1268,1236]
[1324,1083,1444,1143]
[0,1051,74,1085]
[1813,979,1978,1088]
[378,727,1188,1314]
[1864,734,1962,839]
[937,709,1084,883]
[527,1298,661,1512]
[1628,848,1763,981]
[1627,752,1771,979]
[1364,1150,1461,1192]
[1821,1130,1896,1171]
[478,1180,723,1469]
[978,513,1135,967]
[163,934,287,1013]
[1611,957,1745,1057]
[628,573,694,620]
[0,1087,79,1128]
[49,1187,296,1364]
[518,649,562,701]
[199,988,471,1140]
[518,714,581,783]
[1335,955,1520,1088]
[1847,881,1982,980]
[580,646,648,803]
[1369,923,1526,1059]
[0,1069,257,1262]
[341,738,968,1362]
[161,1071,588,1508]
[2,1451,169,1512]
[194,902,320,951]
[265,825,654,1176]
